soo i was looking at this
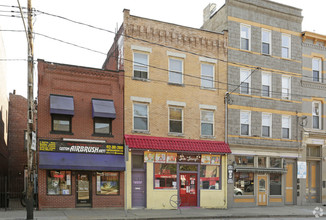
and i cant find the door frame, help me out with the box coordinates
[306,160,321,203]
[75,171,92,207]
[257,174,268,206]
[131,152,147,208]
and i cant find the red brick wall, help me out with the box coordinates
[37,60,124,209]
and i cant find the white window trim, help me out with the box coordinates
[167,100,186,107]
[240,68,251,94]
[201,63,215,89]
[261,72,272,97]
[167,51,186,58]
[199,104,217,110]
[281,33,291,59]
[168,106,184,134]
[200,109,214,137]
[168,57,184,84]
[130,96,152,103]
[131,45,152,53]
[240,110,251,136]
[262,113,272,138]
[282,115,291,139]
[133,103,149,132]
[312,101,322,130]
[199,57,217,64]
[281,76,291,100]
[261,29,272,55]
[240,23,251,51]
[312,58,322,82]
[133,52,149,79]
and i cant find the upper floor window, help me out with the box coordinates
[240,69,251,94]
[169,107,183,134]
[52,115,71,133]
[133,52,148,79]
[240,111,250,136]
[201,63,214,88]
[92,99,116,136]
[312,101,321,129]
[262,113,272,137]
[281,34,291,59]
[169,58,183,85]
[94,118,112,136]
[262,72,271,97]
[240,24,251,50]
[282,115,291,139]
[133,103,148,131]
[201,110,214,136]
[281,76,291,100]
[312,58,322,82]
[262,29,271,55]
[50,94,74,134]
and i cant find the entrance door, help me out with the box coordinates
[76,173,91,206]
[132,171,146,207]
[179,173,197,207]
[257,175,267,206]
[285,162,294,204]
[306,161,320,203]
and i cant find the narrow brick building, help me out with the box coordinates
[37,60,124,209]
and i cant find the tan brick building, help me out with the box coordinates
[103,9,230,209]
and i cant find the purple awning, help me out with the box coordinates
[39,152,125,171]
[50,95,74,115]
[92,99,116,118]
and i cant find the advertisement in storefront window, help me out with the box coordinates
[201,154,211,164]
[166,153,177,163]
[155,152,166,163]
[144,151,155,163]
[211,155,220,165]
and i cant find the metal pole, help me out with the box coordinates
[26,0,34,219]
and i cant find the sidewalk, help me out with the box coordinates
[0,205,324,220]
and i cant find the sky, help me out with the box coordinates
[0,0,326,98]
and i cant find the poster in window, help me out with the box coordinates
[211,155,220,165]
[144,151,155,163]
[66,174,71,186]
[155,152,166,163]
[201,154,211,165]
[166,153,177,163]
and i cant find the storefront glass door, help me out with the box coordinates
[257,175,267,206]
[179,173,197,206]
[76,173,91,206]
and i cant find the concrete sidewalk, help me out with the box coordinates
[0,205,324,220]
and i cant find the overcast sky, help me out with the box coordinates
[1,0,325,98]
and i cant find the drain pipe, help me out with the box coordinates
[224,92,229,143]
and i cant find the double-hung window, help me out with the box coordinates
[169,58,183,85]
[262,72,271,97]
[169,107,183,134]
[282,115,291,139]
[133,52,148,79]
[281,34,291,59]
[312,58,322,82]
[201,63,214,88]
[240,69,251,94]
[282,76,291,100]
[201,110,214,136]
[240,24,251,50]
[312,101,321,129]
[240,111,250,136]
[262,113,272,137]
[50,94,74,134]
[262,29,271,55]
[92,99,116,136]
[133,103,148,131]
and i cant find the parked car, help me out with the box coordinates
[234,186,244,195]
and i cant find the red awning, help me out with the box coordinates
[124,135,231,154]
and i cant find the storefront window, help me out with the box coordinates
[154,164,177,189]
[270,157,282,168]
[234,172,254,196]
[179,164,198,172]
[47,171,71,195]
[270,173,282,195]
[200,165,220,190]
[96,172,119,195]
[258,157,266,168]
[235,155,254,166]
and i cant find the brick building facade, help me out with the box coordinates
[37,60,125,209]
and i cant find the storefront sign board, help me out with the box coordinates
[297,161,306,178]
[144,151,155,162]
[227,165,233,184]
[155,152,166,163]
[177,154,201,162]
[166,153,177,163]
[201,154,211,164]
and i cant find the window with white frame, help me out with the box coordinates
[281,34,291,59]
[312,58,322,82]
[262,29,271,55]
[262,72,271,97]
[201,63,214,88]
[201,110,214,136]
[312,101,321,129]
[282,115,291,139]
[240,111,250,136]
[133,103,148,131]
[169,58,183,84]
[240,69,251,94]
[282,76,291,100]
[133,52,148,79]
[240,24,251,50]
[262,113,272,137]
[169,107,183,133]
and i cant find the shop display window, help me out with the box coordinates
[154,164,177,189]
[258,157,266,168]
[234,155,254,167]
[270,157,282,168]
[200,165,220,190]
[270,173,282,195]
[96,172,119,195]
[234,172,254,196]
[47,170,72,195]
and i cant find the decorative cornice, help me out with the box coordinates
[301,80,326,90]
[302,42,326,51]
